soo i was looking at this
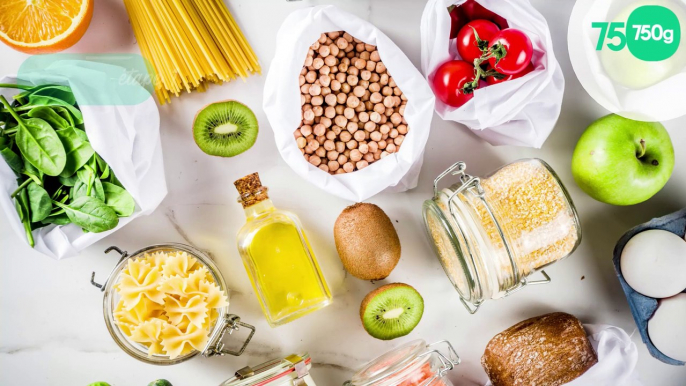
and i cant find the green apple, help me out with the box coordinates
[572,114,674,206]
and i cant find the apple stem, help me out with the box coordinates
[637,139,647,159]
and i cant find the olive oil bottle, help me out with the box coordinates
[234,173,332,327]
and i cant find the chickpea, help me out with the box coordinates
[301,84,311,94]
[356,42,365,51]
[324,56,337,67]
[358,142,369,154]
[356,161,369,170]
[359,79,370,90]
[328,160,340,172]
[343,162,355,173]
[296,136,307,149]
[346,122,358,133]
[386,143,397,153]
[366,60,376,72]
[374,103,386,114]
[319,66,331,76]
[325,94,337,106]
[312,124,325,137]
[370,112,381,123]
[337,154,348,164]
[353,86,365,98]
[364,121,376,132]
[324,106,336,119]
[349,149,362,162]
[376,62,386,73]
[300,94,306,106]
[335,168,345,174]
[347,66,359,76]
[397,124,408,135]
[378,140,387,150]
[339,131,352,142]
[341,83,351,93]
[336,37,348,49]
[360,51,371,61]
[347,74,359,86]
[370,92,383,104]
[309,155,322,166]
[360,70,372,81]
[305,70,317,83]
[303,110,315,122]
[368,141,379,153]
[370,73,380,83]
[331,80,341,91]
[355,58,366,70]
[309,84,321,96]
[316,146,326,157]
[335,141,346,153]
[383,96,394,108]
[346,140,358,150]
[329,44,340,57]
[353,130,366,142]
[379,124,391,135]
[328,31,341,39]
[336,72,347,83]
[312,106,323,117]
[327,150,339,161]
[344,107,355,119]
[370,131,382,142]
[337,93,348,105]
[304,56,313,67]
[311,95,323,106]
[319,45,330,57]
[325,130,336,140]
[382,86,393,97]
[346,95,360,108]
[313,57,324,69]
[389,77,397,88]
[389,129,399,139]
[359,111,370,123]
[390,113,402,126]
[380,73,389,85]
[338,62,349,73]
[369,83,381,93]
[370,51,380,62]
[335,105,345,115]
[394,135,404,146]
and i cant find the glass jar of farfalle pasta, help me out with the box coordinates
[91,243,255,365]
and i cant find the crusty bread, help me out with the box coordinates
[481,312,598,386]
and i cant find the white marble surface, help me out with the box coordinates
[0,0,685,385]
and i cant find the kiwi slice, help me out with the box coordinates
[360,283,424,340]
[193,100,258,157]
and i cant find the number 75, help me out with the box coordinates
[593,22,627,51]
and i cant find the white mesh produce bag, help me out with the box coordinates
[421,0,564,148]
[264,5,435,202]
[0,62,166,259]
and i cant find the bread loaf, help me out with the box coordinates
[481,312,597,386]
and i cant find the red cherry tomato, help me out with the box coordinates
[487,29,533,75]
[456,19,500,63]
[486,62,534,85]
[431,60,476,108]
[449,6,469,39]
[461,0,509,29]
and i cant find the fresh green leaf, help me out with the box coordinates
[102,181,135,216]
[28,106,70,130]
[15,117,66,176]
[41,212,70,226]
[17,187,34,247]
[0,147,23,175]
[51,106,75,127]
[29,86,76,105]
[147,380,173,386]
[56,127,94,177]
[58,174,78,187]
[23,158,43,181]
[27,182,52,222]
[87,383,111,386]
[23,95,83,125]
[72,178,105,202]
[53,196,119,233]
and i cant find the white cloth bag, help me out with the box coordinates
[485,324,643,386]
[420,0,564,148]
[264,5,435,202]
[0,65,166,259]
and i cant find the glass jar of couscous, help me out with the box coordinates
[422,159,581,314]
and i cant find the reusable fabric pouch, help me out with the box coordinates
[0,60,166,259]
[420,0,564,148]
[264,5,435,202]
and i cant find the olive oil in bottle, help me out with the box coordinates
[234,173,332,327]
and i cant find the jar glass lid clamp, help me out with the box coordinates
[433,162,552,314]
[91,244,255,360]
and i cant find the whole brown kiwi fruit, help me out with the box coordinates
[334,203,401,280]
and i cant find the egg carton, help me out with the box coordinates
[612,208,686,366]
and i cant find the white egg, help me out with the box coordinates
[648,293,686,361]
[620,229,686,298]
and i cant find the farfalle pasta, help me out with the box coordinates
[113,250,229,359]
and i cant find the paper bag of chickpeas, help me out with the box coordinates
[264,5,435,202]
[420,0,565,148]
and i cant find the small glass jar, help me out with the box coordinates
[345,340,460,386]
[91,243,255,365]
[220,353,317,386]
[422,159,581,314]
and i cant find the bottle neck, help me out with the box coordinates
[244,199,276,220]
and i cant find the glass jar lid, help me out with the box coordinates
[347,340,460,386]
[220,353,312,386]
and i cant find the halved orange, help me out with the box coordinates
[0,0,94,54]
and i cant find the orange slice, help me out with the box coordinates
[0,0,94,54]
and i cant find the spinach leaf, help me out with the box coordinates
[23,95,84,125]
[59,174,78,187]
[29,86,77,105]
[72,178,104,201]
[27,182,52,222]
[15,117,66,176]
[51,106,75,127]
[0,147,23,175]
[41,212,70,226]
[53,196,119,233]
[16,187,34,247]
[28,106,70,130]
[23,157,44,181]
[102,181,135,216]
[56,127,94,177]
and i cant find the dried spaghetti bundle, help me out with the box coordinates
[123,0,260,104]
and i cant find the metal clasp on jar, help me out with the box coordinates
[418,340,461,377]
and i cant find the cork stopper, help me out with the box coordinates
[234,173,269,208]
